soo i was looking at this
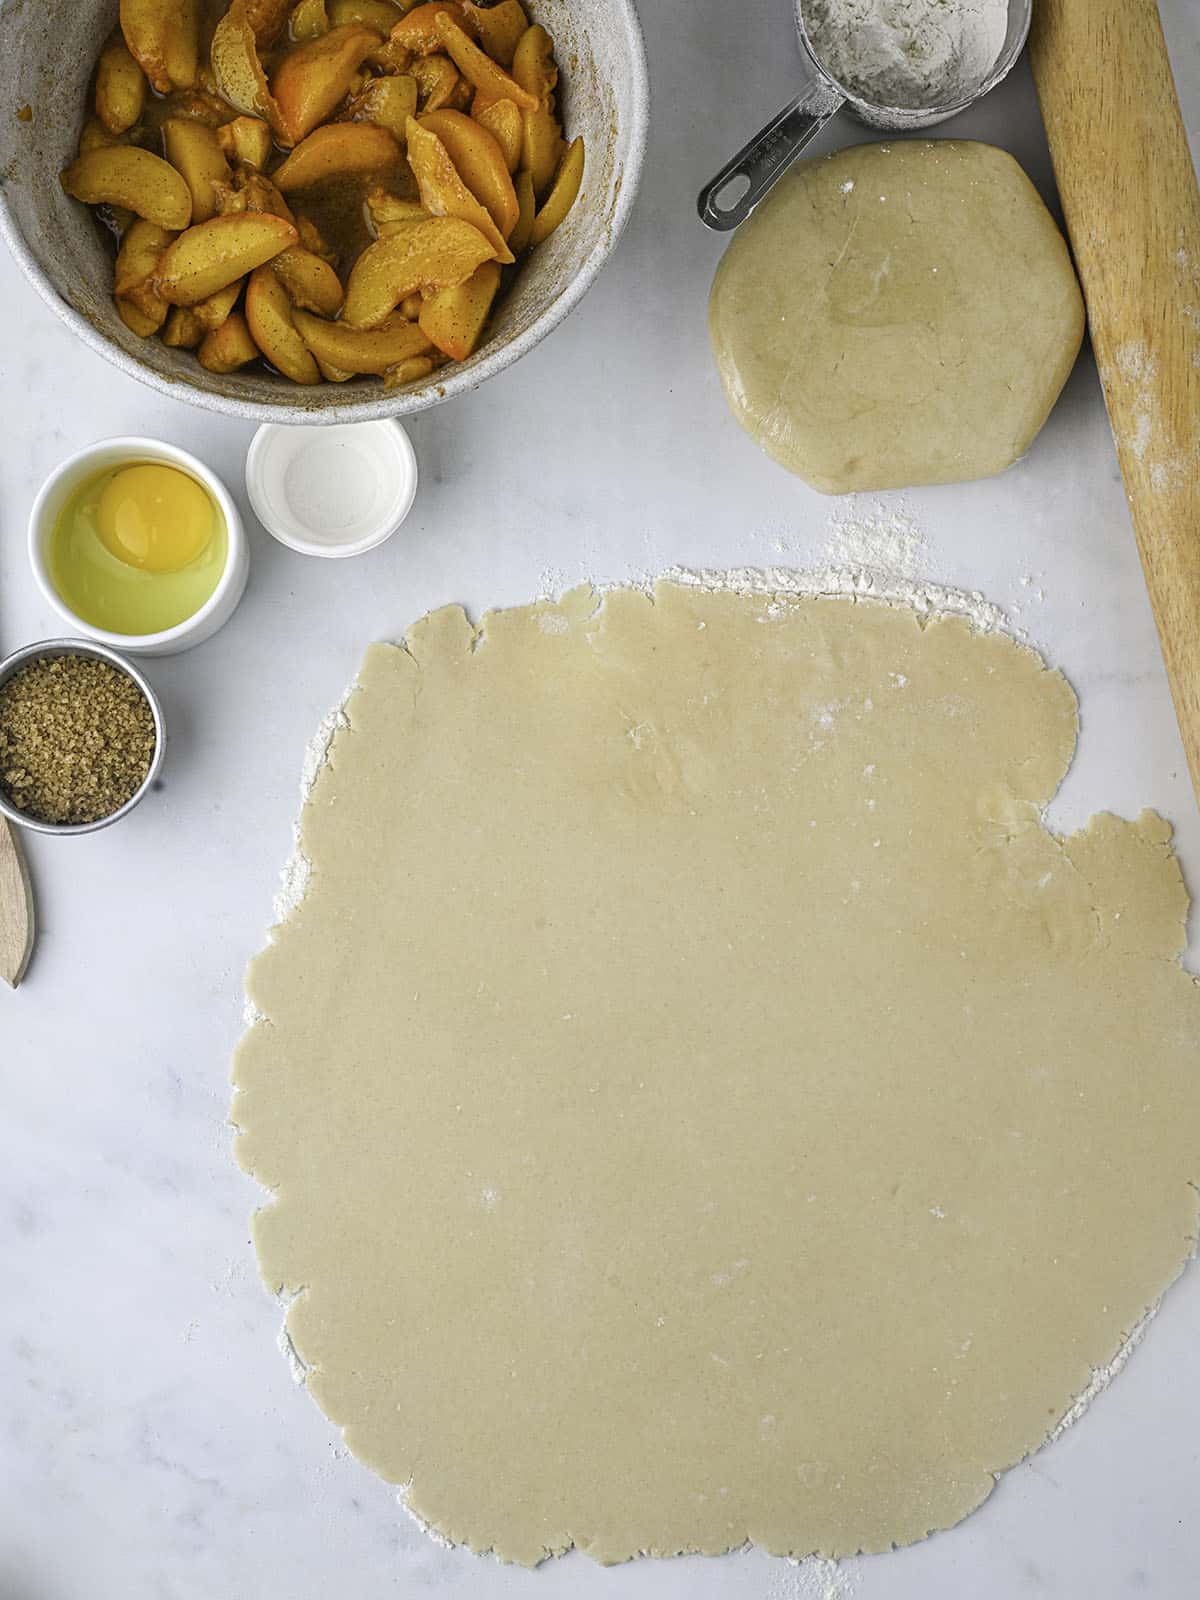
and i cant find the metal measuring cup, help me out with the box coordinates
[698,0,1033,230]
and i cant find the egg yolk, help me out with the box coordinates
[96,464,214,574]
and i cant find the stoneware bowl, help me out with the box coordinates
[0,0,648,425]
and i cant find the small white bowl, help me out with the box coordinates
[28,436,249,657]
[245,420,418,558]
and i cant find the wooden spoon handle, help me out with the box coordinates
[1030,0,1200,804]
[0,818,34,987]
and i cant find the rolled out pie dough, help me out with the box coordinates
[708,142,1086,493]
[235,584,1200,1565]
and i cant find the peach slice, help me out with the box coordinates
[213,171,293,219]
[460,0,526,67]
[315,357,355,382]
[405,116,513,262]
[198,310,260,371]
[246,264,322,382]
[507,164,535,253]
[217,168,296,218]
[271,246,344,313]
[167,0,202,88]
[216,116,274,171]
[61,146,192,230]
[293,307,433,372]
[241,173,296,219]
[157,211,297,303]
[520,98,564,197]
[418,108,517,236]
[511,21,555,98]
[366,188,429,236]
[328,0,404,31]
[295,214,337,261]
[290,0,329,42]
[528,134,583,247]
[95,33,147,134]
[113,219,175,321]
[162,305,205,347]
[512,24,563,195]
[345,73,418,141]
[367,187,428,223]
[382,353,435,387]
[79,117,126,156]
[159,85,232,127]
[212,178,242,215]
[120,272,171,323]
[473,96,521,173]
[273,122,401,189]
[194,278,244,330]
[342,214,492,325]
[390,2,470,56]
[120,0,199,92]
[433,13,535,109]
[113,218,174,294]
[117,295,166,337]
[163,117,231,224]
[364,34,412,73]
[243,0,293,47]
[417,258,498,359]
[271,24,381,145]
[210,0,280,124]
[410,54,461,113]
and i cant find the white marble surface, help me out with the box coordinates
[3,6,1200,1598]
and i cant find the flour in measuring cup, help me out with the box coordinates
[803,0,1009,109]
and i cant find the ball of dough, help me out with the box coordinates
[708,141,1085,494]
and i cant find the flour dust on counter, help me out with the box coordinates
[233,582,1200,1566]
[662,557,1010,635]
[823,502,927,578]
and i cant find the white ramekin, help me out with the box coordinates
[245,420,418,558]
[28,435,249,656]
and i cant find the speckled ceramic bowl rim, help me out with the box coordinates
[28,435,246,651]
[0,637,166,836]
[0,1,649,426]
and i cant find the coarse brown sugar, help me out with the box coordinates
[0,653,156,826]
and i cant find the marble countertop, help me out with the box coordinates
[4,5,1200,1598]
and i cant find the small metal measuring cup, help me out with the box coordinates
[698,0,1032,230]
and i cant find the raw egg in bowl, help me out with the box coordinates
[29,437,248,656]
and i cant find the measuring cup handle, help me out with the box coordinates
[697,81,844,231]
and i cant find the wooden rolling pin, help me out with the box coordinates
[1030,0,1200,806]
[0,818,34,987]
